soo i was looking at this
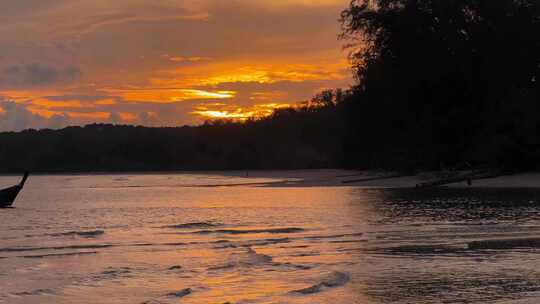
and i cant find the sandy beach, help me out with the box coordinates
[232,169,540,188]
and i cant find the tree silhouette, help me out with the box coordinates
[340,0,540,169]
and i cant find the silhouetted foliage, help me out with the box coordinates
[340,0,540,170]
[0,93,349,172]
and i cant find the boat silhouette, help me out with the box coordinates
[0,172,29,208]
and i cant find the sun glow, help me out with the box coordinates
[100,88,236,103]
[151,58,350,87]
[193,103,291,121]
[194,110,253,120]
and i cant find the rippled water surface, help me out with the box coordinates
[2,174,540,303]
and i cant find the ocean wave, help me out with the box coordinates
[142,288,192,304]
[272,262,313,270]
[329,239,368,244]
[468,238,540,250]
[14,288,54,296]
[280,245,310,249]
[207,263,236,271]
[162,222,221,229]
[303,233,363,240]
[291,271,350,295]
[167,288,192,298]
[129,243,155,247]
[377,244,464,255]
[211,240,230,244]
[244,247,273,264]
[213,238,291,249]
[100,267,131,276]
[195,227,304,235]
[1,241,196,255]
[213,243,237,249]
[47,230,105,238]
[290,251,320,257]
[161,242,188,246]
[97,267,132,280]
[242,238,291,247]
[21,251,98,259]
[0,244,112,253]
[208,247,272,271]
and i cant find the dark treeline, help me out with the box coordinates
[1,0,539,173]
[0,95,347,172]
[340,0,540,170]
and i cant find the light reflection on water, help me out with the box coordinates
[1,175,540,303]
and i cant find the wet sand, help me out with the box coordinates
[2,169,537,190]
[231,169,540,188]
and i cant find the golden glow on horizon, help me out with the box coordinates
[152,60,349,87]
[100,88,236,103]
[193,103,291,121]
[194,110,253,120]
[165,55,211,63]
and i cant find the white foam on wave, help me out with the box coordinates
[208,247,273,271]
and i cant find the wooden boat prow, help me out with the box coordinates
[0,172,29,208]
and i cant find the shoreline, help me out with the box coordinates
[1,169,539,189]
[239,170,540,189]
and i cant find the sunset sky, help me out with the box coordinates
[0,0,352,131]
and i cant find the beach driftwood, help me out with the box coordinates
[415,170,502,188]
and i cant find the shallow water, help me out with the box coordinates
[2,174,540,303]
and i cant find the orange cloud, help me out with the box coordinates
[153,59,349,87]
[68,112,110,120]
[25,106,64,118]
[193,102,291,121]
[250,91,289,102]
[100,88,236,103]
[95,98,117,105]
[31,99,84,108]
[119,112,137,122]
[163,55,212,63]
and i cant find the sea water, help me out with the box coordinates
[2,173,540,303]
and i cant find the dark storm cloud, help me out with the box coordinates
[1,63,81,87]
[0,100,70,132]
